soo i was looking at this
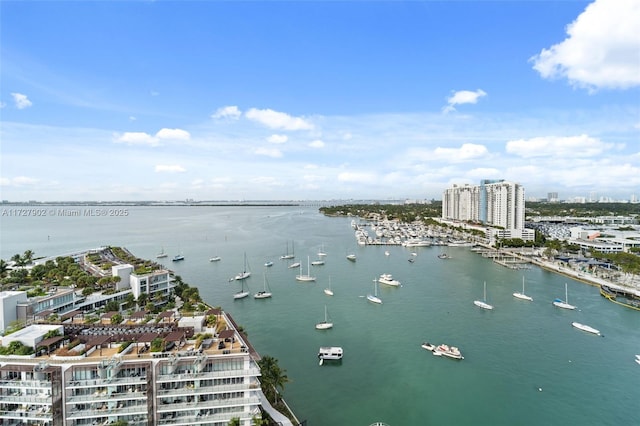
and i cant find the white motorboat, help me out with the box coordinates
[295,257,316,282]
[378,273,400,287]
[636,355,640,365]
[318,346,343,365]
[315,305,333,330]
[264,260,273,267]
[311,258,325,266]
[346,253,357,262]
[288,261,301,269]
[367,278,382,304]
[513,276,533,301]
[209,256,221,262]
[254,273,272,299]
[421,342,435,351]
[553,283,576,310]
[434,344,464,360]
[572,322,601,336]
[474,281,494,310]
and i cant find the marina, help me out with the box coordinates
[1,205,639,426]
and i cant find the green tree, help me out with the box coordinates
[257,355,289,405]
[227,417,240,426]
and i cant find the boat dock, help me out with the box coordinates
[473,247,532,270]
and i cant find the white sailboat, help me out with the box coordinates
[553,283,576,310]
[317,244,327,257]
[474,281,494,310]
[235,252,251,280]
[280,241,295,260]
[254,273,272,299]
[233,278,249,300]
[324,276,334,296]
[296,256,316,282]
[513,276,533,301]
[367,278,382,304]
[156,246,168,258]
[315,305,333,330]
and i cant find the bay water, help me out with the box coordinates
[1,205,638,425]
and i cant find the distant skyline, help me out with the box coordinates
[1,0,639,202]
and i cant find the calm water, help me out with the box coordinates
[1,206,639,426]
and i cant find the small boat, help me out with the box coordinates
[408,258,415,263]
[378,273,401,287]
[317,245,327,257]
[280,241,295,260]
[235,252,251,280]
[318,346,343,365]
[553,283,576,310]
[156,247,168,258]
[367,279,382,304]
[437,253,450,259]
[324,276,334,296]
[315,305,333,330]
[346,253,357,262]
[288,261,301,269]
[233,278,249,300]
[209,256,221,262]
[295,257,316,282]
[434,344,464,360]
[474,281,494,310]
[572,322,601,336]
[384,250,390,256]
[421,342,435,351]
[254,273,272,299]
[513,276,533,301]
[636,355,640,365]
[172,254,185,262]
[311,258,325,266]
[264,261,273,267]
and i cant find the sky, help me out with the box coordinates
[1,0,639,202]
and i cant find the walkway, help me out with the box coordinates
[257,389,294,426]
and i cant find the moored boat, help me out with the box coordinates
[209,256,221,262]
[421,342,435,351]
[571,322,601,336]
[553,283,576,310]
[346,253,357,262]
[172,255,184,262]
[513,276,533,301]
[378,273,401,287]
[318,346,343,365]
[434,344,464,360]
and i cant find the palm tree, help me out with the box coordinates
[22,250,34,265]
[0,259,9,278]
[257,355,289,405]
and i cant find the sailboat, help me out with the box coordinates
[513,276,533,301]
[324,276,334,296]
[280,241,295,260]
[474,281,494,310]
[553,283,576,310]
[156,247,168,258]
[311,257,325,266]
[235,252,251,280]
[367,278,382,304]
[317,244,327,257]
[233,278,249,300]
[296,256,316,282]
[315,305,333,330]
[254,273,272,299]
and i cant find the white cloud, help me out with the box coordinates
[114,132,159,146]
[155,128,190,140]
[431,143,489,162]
[254,147,283,158]
[211,105,242,120]
[267,134,288,144]
[11,92,33,109]
[505,135,612,158]
[530,0,640,90]
[155,164,186,173]
[442,89,487,113]
[338,172,376,184]
[245,108,313,130]
[0,176,39,186]
[309,139,325,148]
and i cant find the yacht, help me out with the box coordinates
[553,283,576,310]
[378,273,401,287]
[315,305,333,330]
[367,279,382,304]
[474,281,494,310]
[295,257,316,282]
[513,276,533,301]
[318,346,343,365]
[572,322,601,336]
[433,344,464,360]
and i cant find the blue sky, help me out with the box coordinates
[1,0,639,202]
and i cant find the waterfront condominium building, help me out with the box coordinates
[443,180,529,239]
[0,311,267,426]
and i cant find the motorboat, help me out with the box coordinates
[311,259,325,266]
[264,261,273,267]
[288,262,301,269]
[434,344,464,360]
[346,253,357,262]
[172,255,184,262]
[318,346,343,365]
[572,322,601,336]
[421,342,435,351]
[209,256,221,262]
[378,273,400,287]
